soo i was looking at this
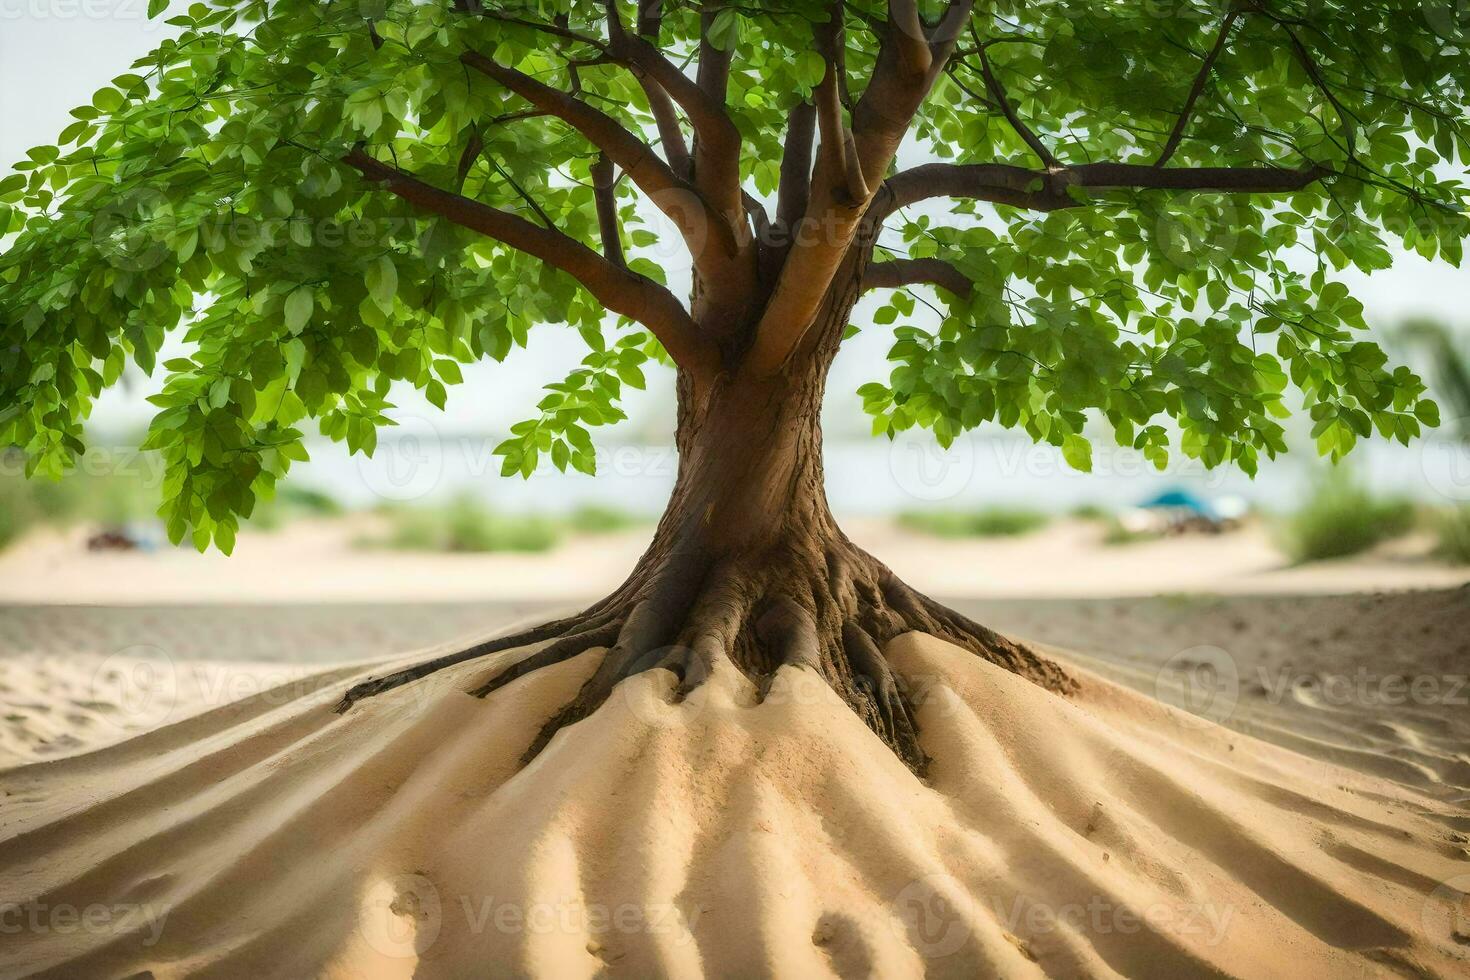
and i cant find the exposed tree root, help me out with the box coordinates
[334,538,1075,776]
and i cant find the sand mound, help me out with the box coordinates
[1,633,1467,979]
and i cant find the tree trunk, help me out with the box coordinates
[336,268,1074,772]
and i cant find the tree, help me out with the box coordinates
[1,0,1465,768]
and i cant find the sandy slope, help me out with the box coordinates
[1,634,1467,979]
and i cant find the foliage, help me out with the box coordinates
[1,0,1465,551]
[359,496,559,553]
[898,506,1048,538]
[1278,469,1416,562]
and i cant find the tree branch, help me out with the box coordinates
[863,258,973,297]
[606,0,741,211]
[460,49,736,270]
[976,42,1058,169]
[816,38,869,205]
[696,4,734,105]
[1248,2,1359,152]
[877,160,1333,220]
[1156,11,1240,166]
[889,0,934,76]
[343,148,712,377]
[775,100,816,238]
[746,0,973,375]
[590,153,625,268]
[639,76,692,177]
[635,0,661,38]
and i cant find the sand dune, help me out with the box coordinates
[1,633,1466,978]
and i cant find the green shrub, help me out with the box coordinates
[0,452,157,550]
[898,507,1049,538]
[1069,503,1110,521]
[1280,473,1416,563]
[251,484,343,530]
[1434,507,1470,564]
[566,504,641,534]
[360,497,560,553]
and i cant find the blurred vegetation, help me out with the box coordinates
[358,496,560,554]
[250,485,344,530]
[565,504,643,535]
[0,447,347,552]
[1398,319,1470,439]
[1069,503,1110,521]
[1278,470,1417,563]
[898,507,1050,539]
[1101,517,1161,547]
[0,451,156,550]
[1434,508,1470,564]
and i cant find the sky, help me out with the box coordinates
[2,8,1467,505]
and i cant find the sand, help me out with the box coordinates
[2,632,1467,978]
[0,654,316,769]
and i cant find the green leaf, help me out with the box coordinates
[794,51,826,90]
[284,287,314,334]
[367,255,398,313]
[707,8,740,50]
[1062,433,1093,473]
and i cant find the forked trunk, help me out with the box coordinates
[336,269,1074,770]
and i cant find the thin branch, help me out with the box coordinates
[863,258,973,297]
[459,49,735,266]
[636,0,662,38]
[775,100,817,236]
[590,153,625,267]
[976,41,1058,169]
[877,160,1333,220]
[470,7,609,53]
[816,1,868,204]
[343,148,712,377]
[696,4,734,105]
[1156,11,1240,166]
[487,155,555,230]
[639,76,692,177]
[454,128,483,191]
[1248,2,1360,153]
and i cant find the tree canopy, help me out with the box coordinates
[1,0,1465,552]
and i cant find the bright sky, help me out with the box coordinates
[3,9,1466,443]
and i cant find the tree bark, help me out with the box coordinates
[337,264,1074,772]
